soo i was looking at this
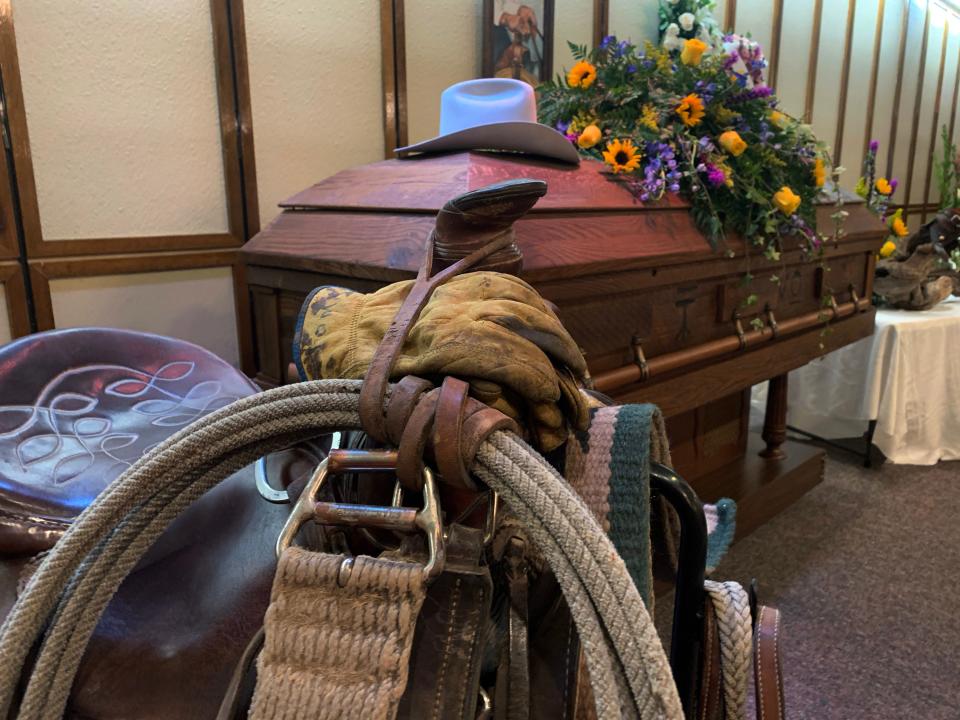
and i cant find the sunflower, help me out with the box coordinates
[567,60,597,89]
[602,138,641,174]
[676,94,705,127]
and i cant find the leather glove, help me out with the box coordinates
[297,271,590,450]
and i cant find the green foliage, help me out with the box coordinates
[934,125,959,211]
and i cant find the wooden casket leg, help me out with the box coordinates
[759,374,788,460]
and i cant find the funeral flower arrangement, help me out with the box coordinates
[855,139,907,260]
[538,34,833,266]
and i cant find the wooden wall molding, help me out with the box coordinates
[380,0,408,157]
[0,260,28,337]
[211,0,260,240]
[832,0,857,167]
[862,0,887,161]
[767,0,784,90]
[886,0,913,180]
[803,0,824,124]
[903,2,931,218]
[592,0,609,49]
[0,1,250,258]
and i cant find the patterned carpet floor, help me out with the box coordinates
[711,451,960,719]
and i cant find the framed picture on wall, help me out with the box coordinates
[482,0,555,87]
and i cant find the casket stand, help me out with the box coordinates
[239,152,884,536]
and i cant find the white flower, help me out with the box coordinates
[663,23,683,51]
[666,0,681,5]
[679,12,695,31]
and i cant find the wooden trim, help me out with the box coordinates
[0,260,28,337]
[767,0,784,90]
[922,20,950,221]
[232,259,255,374]
[380,0,407,157]
[832,0,857,166]
[903,1,931,218]
[886,0,912,180]
[862,0,887,161]
[592,0,608,49]
[0,1,42,258]
[0,2,245,257]
[29,249,239,331]
[723,0,737,31]
[211,0,260,240]
[803,0,824,123]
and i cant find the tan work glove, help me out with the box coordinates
[297,271,590,450]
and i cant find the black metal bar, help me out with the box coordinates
[650,462,707,720]
[786,423,876,467]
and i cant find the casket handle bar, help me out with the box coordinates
[593,296,872,394]
[765,305,779,339]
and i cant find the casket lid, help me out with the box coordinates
[280,151,688,213]
[244,151,881,284]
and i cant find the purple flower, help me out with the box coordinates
[556,119,570,133]
[889,178,899,192]
[627,63,637,74]
[869,139,879,153]
[600,35,616,50]
[668,183,681,193]
[704,163,727,188]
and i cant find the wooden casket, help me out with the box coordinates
[240,152,884,534]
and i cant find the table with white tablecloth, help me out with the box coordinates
[751,296,960,465]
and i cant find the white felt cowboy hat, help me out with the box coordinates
[395,78,580,165]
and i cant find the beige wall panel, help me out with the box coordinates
[871,0,908,180]
[837,0,880,188]
[14,1,229,240]
[774,0,815,118]
[890,1,926,203]
[809,1,848,154]
[554,0,594,81]
[246,0,384,226]
[406,0,482,144]
[608,0,658,46]
[49,268,239,366]
[908,12,946,205]
[0,283,10,347]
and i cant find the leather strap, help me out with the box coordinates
[358,232,517,444]
[753,606,784,720]
[249,548,427,720]
[396,526,492,720]
[494,535,531,720]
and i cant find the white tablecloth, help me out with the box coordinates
[751,297,960,465]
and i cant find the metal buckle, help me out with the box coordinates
[276,449,446,582]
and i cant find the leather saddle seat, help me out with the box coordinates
[0,328,260,556]
[0,328,322,719]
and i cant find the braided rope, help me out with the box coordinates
[0,380,682,720]
[703,580,752,720]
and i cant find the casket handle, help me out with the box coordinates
[630,334,650,381]
[732,311,747,351]
[848,284,861,309]
[765,305,779,339]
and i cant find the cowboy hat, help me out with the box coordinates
[395,78,580,164]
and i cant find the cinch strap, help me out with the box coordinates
[250,548,427,720]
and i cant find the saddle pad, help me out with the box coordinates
[0,328,258,555]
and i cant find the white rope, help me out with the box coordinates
[704,579,752,720]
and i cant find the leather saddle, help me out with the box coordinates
[0,328,319,719]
